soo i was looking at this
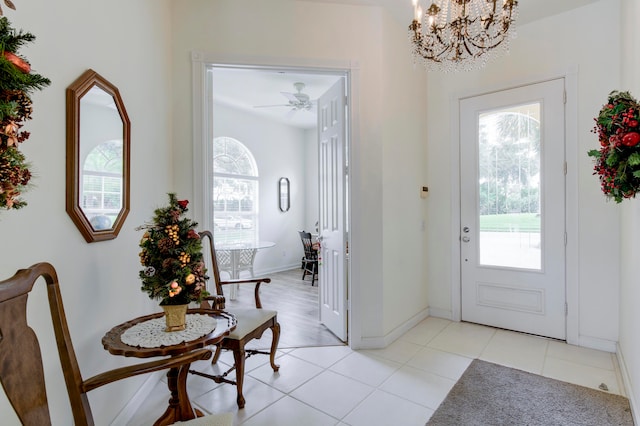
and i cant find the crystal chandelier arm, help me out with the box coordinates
[408,0,519,72]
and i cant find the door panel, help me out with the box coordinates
[318,77,347,341]
[460,79,566,340]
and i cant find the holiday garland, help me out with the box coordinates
[0,17,50,209]
[588,91,640,203]
[138,193,209,306]
[0,0,16,17]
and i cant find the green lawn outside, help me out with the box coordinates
[480,213,540,232]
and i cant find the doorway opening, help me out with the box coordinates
[202,64,351,348]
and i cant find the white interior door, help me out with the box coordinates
[318,77,347,341]
[460,79,566,340]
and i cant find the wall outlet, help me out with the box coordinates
[420,186,429,199]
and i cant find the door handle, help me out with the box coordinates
[462,236,470,242]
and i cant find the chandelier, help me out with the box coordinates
[409,0,518,72]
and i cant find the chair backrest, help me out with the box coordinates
[237,248,257,269]
[199,230,225,296]
[0,262,93,425]
[298,231,316,259]
[216,247,256,278]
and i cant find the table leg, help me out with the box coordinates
[153,364,201,425]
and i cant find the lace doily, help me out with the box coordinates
[120,314,217,348]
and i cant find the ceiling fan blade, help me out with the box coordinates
[281,92,298,103]
[286,108,297,119]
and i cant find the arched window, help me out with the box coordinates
[212,137,258,243]
[82,139,123,230]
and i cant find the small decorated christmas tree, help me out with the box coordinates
[138,193,209,305]
[0,17,50,209]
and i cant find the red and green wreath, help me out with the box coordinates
[0,17,50,210]
[588,91,640,203]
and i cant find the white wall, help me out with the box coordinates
[618,0,640,420]
[0,0,175,424]
[213,101,309,272]
[170,0,429,346]
[3,0,636,423]
[425,0,622,349]
[0,1,427,422]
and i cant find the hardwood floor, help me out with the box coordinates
[222,268,345,349]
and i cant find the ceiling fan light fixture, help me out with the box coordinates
[253,82,316,113]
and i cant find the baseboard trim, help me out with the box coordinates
[254,264,301,277]
[354,308,430,349]
[110,371,163,426]
[577,335,617,353]
[427,307,453,321]
[616,343,639,425]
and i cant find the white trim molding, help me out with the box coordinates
[190,52,361,348]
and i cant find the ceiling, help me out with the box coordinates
[213,67,343,130]
[298,0,601,26]
[213,0,600,130]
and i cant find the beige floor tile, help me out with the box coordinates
[427,321,496,358]
[543,356,622,395]
[290,370,374,419]
[480,329,550,374]
[407,346,472,380]
[342,389,434,426]
[399,317,451,346]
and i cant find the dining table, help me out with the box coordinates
[215,240,275,299]
[101,308,237,425]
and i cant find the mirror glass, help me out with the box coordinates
[279,177,290,212]
[66,69,130,243]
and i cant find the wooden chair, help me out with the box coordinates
[298,230,318,286]
[0,262,232,426]
[194,231,280,409]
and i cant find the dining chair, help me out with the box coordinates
[195,230,280,409]
[0,262,232,426]
[298,230,318,286]
[217,247,257,279]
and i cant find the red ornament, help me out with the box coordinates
[622,132,640,147]
[177,199,189,209]
[628,119,639,128]
[2,51,31,73]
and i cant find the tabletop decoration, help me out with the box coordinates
[588,90,640,203]
[138,193,209,330]
[120,314,217,348]
[0,17,50,210]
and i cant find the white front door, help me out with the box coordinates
[318,77,348,341]
[460,79,566,340]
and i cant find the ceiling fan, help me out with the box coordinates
[254,82,316,116]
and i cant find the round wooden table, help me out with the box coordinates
[101,309,236,425]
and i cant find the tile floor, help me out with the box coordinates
[126,318,626,426]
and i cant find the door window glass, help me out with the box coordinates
[478,103,541,269]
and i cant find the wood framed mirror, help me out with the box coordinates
[66,69,130,243]
[278,177,290,212]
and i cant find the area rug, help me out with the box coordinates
[427,359,634,426]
